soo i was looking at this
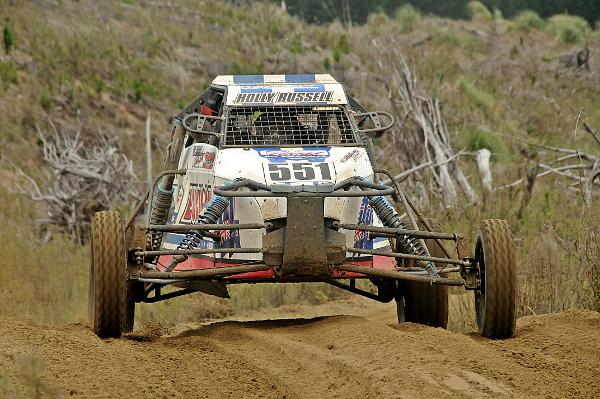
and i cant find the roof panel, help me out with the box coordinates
[212,74,339,86]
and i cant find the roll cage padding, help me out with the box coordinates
[176,87,224,123]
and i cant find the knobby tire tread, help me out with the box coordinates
[90,211,125,338]
[477,219,516,339]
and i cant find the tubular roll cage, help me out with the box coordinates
[179,100,396,150]
[126,170,474,304]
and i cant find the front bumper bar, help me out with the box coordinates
[213,177,395,198]
[135,263,464,286]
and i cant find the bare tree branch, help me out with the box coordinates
[13,124,141,243]
[583,121,600,147]
[374,39,477,206]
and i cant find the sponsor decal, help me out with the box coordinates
[255,147,331,163]
[180,184,212,224]
[214,198,241,257]
[164,233,213,249]
[353,197,373,255]
[233,91,334,104]
[191,147,205,168]
[202,151,216,170]
[170,186,184,223]
[190,146,216,170]
[340,149,362,163]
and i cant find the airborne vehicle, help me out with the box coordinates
[88,74,517,339]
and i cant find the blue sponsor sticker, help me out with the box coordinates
[254,147,331,163]
[293,84,325,92]
[165,233,213,249]
[233,75,265,84]
[240,87,273,93]
[285,74,316,83]
[353,197,374,254]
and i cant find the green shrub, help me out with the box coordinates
[332,46,342,64]
[330,33,351,65]
[335,33,350,54]
[462,128,508,161]
[131,79,158,103]
[133,79,142,102]
[3,25,14,54]
[467,1,492,23]
[547,14,590,44]
[395,4,421,33]
[511,10,546,31]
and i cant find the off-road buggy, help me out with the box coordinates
[89,74,517,339]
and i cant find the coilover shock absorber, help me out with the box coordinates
[164,195,230,272]
[369,196,439,276]
[148,183,175,251]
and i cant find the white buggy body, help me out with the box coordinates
[158,74,394,272]
[90,74,517,340]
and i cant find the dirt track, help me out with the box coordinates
[1,299,599,398]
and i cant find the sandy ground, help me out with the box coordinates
[1,298,599,398]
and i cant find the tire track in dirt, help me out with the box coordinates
[0,305,599,398]
[186,317,380,398]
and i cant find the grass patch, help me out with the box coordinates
[395,4,421,33]
[547,14,590,44]
[39,89,52,111]
[459,78,497,114]
[0,59,18,88]
[0,227,88,324]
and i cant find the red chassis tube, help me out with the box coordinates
[156,253,397,280]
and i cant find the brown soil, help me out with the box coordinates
[1,299,599,398]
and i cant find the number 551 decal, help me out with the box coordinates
[264,162,336,184]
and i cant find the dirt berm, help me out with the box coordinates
[0,299,598,398]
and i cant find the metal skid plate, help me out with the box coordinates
[281,196,328,279]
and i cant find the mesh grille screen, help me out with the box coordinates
[224,106,357,146]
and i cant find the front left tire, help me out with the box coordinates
[89,211,127,338]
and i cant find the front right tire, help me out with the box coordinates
[475,219,517,339]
